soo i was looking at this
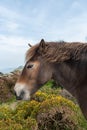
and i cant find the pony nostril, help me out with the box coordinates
[20,90,25,98]
[16,96,22,100]
[16,90,25,100]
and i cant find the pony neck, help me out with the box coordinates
[52,62,77,98]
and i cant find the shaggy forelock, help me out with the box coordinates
[25,41,87,63]
[25,44,39,62]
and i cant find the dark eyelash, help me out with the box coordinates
[27,64,33,69]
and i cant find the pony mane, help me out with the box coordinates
[26,41,87,63]
[25,44,39,62]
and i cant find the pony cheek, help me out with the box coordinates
[28,84,39,95]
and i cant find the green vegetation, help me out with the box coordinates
[0,81,86,130]
[0,73,87,130]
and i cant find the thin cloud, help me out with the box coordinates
[0,5,19,19]
[0,0,87,72]
[0,34,35,48]
[0,34,34,71]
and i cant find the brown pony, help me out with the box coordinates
[14,39,87,119]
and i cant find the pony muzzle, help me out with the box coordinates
[14,83,30,100]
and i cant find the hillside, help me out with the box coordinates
[0,69,87,130]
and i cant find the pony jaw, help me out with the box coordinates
[14,83,30,100]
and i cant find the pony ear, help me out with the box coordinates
[39,39,45,49]
[28,43,32,47]
[38,39,46,54]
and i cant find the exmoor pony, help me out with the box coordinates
[14,39,87,119]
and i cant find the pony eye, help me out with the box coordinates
[27,64,33,69]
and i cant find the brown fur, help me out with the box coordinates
[26,41,87,63]
[15,39,87,120]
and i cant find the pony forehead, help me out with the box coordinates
[25,44,39,62]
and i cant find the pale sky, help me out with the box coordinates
[0,0,87,72]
